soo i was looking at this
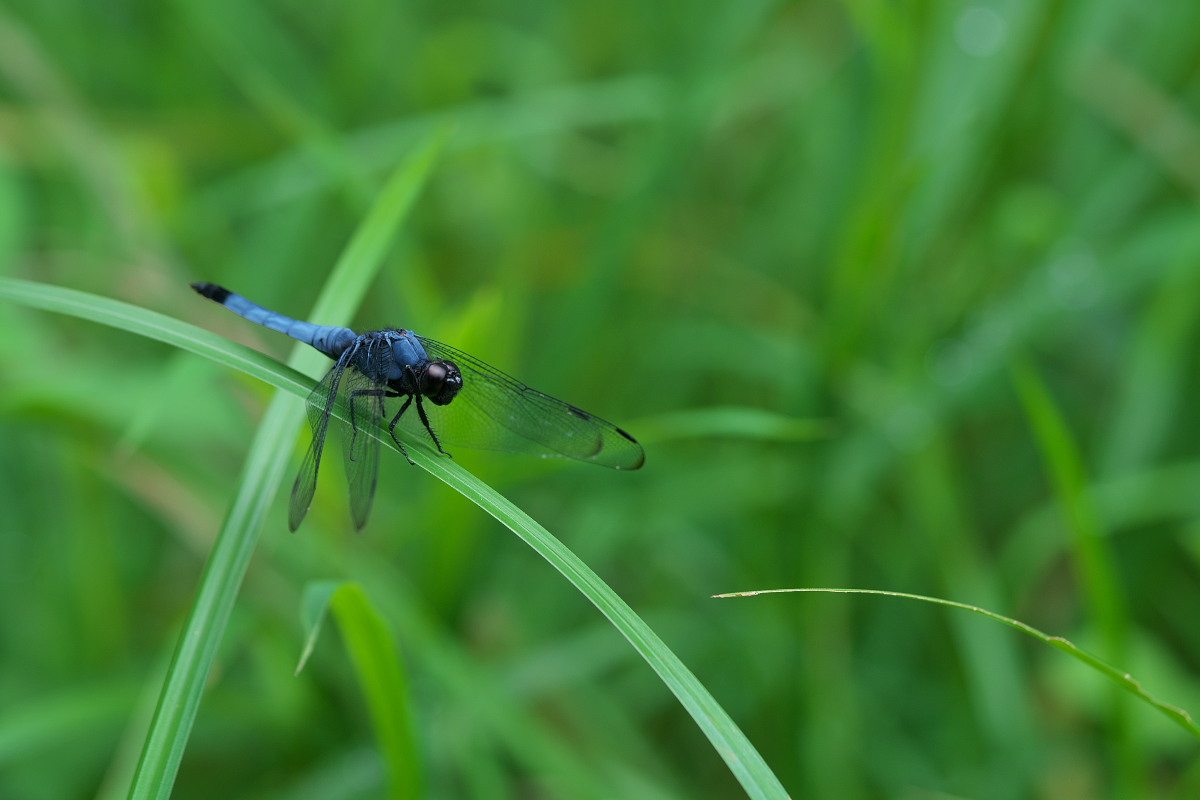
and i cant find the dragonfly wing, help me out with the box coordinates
[411,336,645,470]
[289,353,352,531]
[340,363,384,531]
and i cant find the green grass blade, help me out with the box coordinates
[642,406,834,443]
[294,580,423,798]
[1010,357,1141,793]
[131,400,293,800]
[295,579,342,676]
[1010,358,1129,650]
[330,583,422,800]
[408,467,789,799]
[306,130,447,326]
[0,682,138,763]
[713,587,1199,739]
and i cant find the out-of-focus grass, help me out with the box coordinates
[3,1,1200,798]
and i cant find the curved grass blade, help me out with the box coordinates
[331,582,422,800]
[713,587,1200,739]
[295,580,422,799]
[296,579,342,676]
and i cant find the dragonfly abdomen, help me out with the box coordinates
[191,283,354,358]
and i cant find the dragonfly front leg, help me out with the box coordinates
[414,394,452,457]
[389,371,452,459]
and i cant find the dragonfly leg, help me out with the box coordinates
[347,388,387,462]
[395,365,452,458]
[414,394,452,457]
[386,395,416,466]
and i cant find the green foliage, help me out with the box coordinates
[3,1,1200,797]
[327,582,423,800]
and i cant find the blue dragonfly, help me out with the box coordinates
[191,283,644,530]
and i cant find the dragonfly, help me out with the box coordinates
[191,283,644,530]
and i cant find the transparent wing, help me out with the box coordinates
[290,355,351,531]
[340,353,385,531]
[402,336,645,470]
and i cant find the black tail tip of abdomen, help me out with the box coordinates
[191,282,231,303]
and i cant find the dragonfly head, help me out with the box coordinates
[421,359,463,406]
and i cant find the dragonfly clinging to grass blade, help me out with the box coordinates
[191,283,644,530]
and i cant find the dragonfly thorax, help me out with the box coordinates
[377,328,463,405]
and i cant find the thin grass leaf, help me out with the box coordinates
[713,587,1200,739]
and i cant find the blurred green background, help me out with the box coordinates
[3,1,1200,797]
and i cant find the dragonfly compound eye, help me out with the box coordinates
[422,359,463,405]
